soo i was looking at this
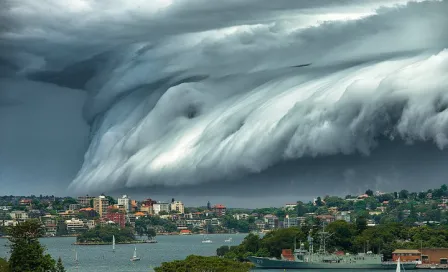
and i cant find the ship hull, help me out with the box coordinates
[248,257,417,270]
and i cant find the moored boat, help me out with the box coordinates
[248,225,417,270]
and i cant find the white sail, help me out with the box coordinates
[112,235,115,251]
[133,247,137,258]
[396,257,401,272]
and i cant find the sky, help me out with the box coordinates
[1,0,448,208]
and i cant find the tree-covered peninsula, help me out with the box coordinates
[75,225,141,245]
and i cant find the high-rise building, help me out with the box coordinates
[77,195,95,208]
[212,204,226,217]
[94,195,109,217]
[118,195,130,213]
[153,202,170,215]
[170,201,185,214]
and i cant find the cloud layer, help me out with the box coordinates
[1,0,448,197]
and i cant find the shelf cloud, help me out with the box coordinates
[1,0,448,199]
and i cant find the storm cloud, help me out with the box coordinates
[1,0,448,202]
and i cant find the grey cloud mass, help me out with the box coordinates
[1,0,448,206]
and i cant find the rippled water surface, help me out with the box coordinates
[0,234,445,272]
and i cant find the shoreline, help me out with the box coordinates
[73,240,157,245]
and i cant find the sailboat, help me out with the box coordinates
[130,246,141,261]
[202,225,212,244]
[396,257,405,272]
[224,230,232,243]
[112,235,115,252]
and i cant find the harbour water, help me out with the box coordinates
[0,234,445,272]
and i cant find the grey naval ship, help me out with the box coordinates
[248,226,417,270]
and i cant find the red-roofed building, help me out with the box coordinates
[79,207,97,218]
[213,204,227,217]
[316,215,335,223]
[19,198,32,206]
[104,212,126,228]
[357,194,369,199]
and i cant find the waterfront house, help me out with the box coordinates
[180,229,192,235]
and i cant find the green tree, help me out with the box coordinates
[324,196,345,208]
[217,245,230,256]
[441,184,448,192]
[154,255,253,272]
[418,192,426,200]
[158,211,169,215]
[326,220,356,252]
[105,196,116,205]
[399,190,409,199]
[355,216,367,234]
[0,258,9,272]
[56,221,68,236]
[365,189,374,197]
[147,228,157,240]
[295,201,308,216]
[56,257,66,272]
[7,219,58,272]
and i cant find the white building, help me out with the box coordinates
[170,201,185,214]
[118,195,131,213]
[65,218,86,233]
[10,211,28,222]
[153,202,170,215]
[284,203,297,211]
[233,213,250,220]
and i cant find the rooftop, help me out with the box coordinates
[393,249,421,254]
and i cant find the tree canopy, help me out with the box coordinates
[76,225,136,243]
[154,255,253,272]
[6,219,62,272]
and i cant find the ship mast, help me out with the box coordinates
[318,222,333,254]
[307,230,314,262]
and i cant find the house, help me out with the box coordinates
[65,218,86,233]
[134,212,146,218]
[79,207,96,218]
[283,216,301,228]
[263,214,279,229]
[255,219,265,230]
[170,201,185,214]
[69,204,81,211]
[10,211,28,222]
[357,194,369,199]
[392,249,421,262]
[284,203,297,211]
[19,198,32,206]
[180,229,192,235]
[233,213,249,220]
[153,202,170,215]
[316,215,335,223]
[335,211,351,223]
[327,207,338,214]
